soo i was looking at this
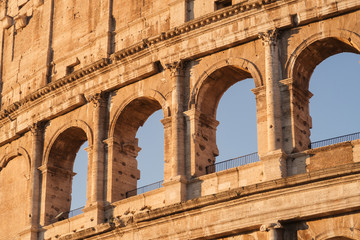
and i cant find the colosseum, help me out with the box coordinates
[0,0,360,239]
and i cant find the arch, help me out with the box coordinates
[285,29,360,90]
[187,58,260,177]
[0,147,31,174]
[107,93,166,201]
[189,57,262,117]
[43,119,93,166]
[40,120,92,225]
[109,89,169,139]
[316,227,360,240]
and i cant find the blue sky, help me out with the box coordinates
[71,52,360,210]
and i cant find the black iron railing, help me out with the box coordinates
[68,206,84,218]
[53,206,84,222]
[126,180,164,198]
[206,152,260,174]
[310,131,360,149]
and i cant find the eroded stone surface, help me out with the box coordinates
[0,0,359,239]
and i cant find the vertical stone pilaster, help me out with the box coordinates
[163,61,187,204]
[22,122,44,240]
[86,92,107,223]
[259,29,282,152]
[260,222,284,240]
[166,61,186,179]
[259,29,287,180]
[89,92,107,203]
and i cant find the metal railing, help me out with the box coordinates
[53,206,84,222]
[126,180,164,198]
[68,206,84,218]
[310,131,360,149]
[206,152,260,174]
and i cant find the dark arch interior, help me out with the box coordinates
[197,66,251,117]
[44,127,88,224]
[114,97,162,142]
[293,37,359,90]
[111,97,163,198]
[48,127,87,170]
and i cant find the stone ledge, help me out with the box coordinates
[57,223,114,240]
[134,162,360,223]
[42,162,360,240]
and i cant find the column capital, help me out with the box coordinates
[165,60,186,76]
[88,91,108,107]
[260,221,283,232]
[259,28,279,46]
[28,122,45,136]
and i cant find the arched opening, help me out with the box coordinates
[109,97,163,200]
[70,141,89,213]
[290,37,360,152]
[41,127,88,225]
[193,65,259,175]
[216,79,257,160]
[309,53,360,142]
[136,110,164,188]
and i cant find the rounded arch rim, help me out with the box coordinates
[189,57,263,111]
[108,89,170,140]
[43,119,93,166]
[0,147,31,174]
[285,29,360,82]
[316,227,360,240]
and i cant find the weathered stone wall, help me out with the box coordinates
[0,155,29,240]
[0,0,359,239]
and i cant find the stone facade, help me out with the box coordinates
[0,0,359,239]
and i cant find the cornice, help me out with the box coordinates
[0,58,110,121]
[0,0,281,123]
[112,0,280,61]
[1,0,357,125]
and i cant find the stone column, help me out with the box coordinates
[90,92,107,203]
[162,61,187,204]
[259,29,282,152]
[166,61,186,178]
[23,123,44,240]
[85,92,107,223]
[260,222,284,240]
[259,29,287,180]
